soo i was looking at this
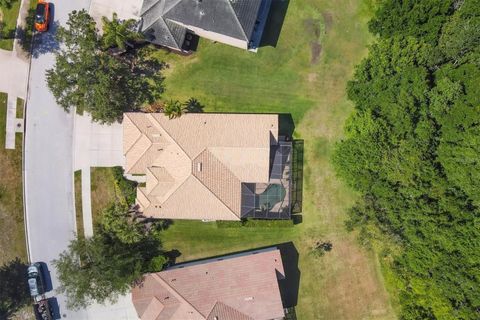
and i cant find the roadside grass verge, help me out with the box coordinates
[0,0,20,50]
[74,170,84,238]
[0,92,26,264]
[16,97,23,118]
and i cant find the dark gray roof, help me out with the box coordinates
[140,0,263,49]
[230,0,263,41]
[141,0,186,49]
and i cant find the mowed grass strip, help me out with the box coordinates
[0,92,26,264]
[0,0,21,50]
[74,170,84,238]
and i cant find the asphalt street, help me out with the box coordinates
[24,0,137,318]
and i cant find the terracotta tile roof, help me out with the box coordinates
[207,302,253,320]
[132,249,286,320]
[123,113,278,221]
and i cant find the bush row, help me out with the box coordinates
[216,218,294,228]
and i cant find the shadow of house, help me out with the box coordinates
[277,242,300,308]
[260,0,290,48]
[0,258,30,319]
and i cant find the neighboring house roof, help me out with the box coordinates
[140,0,263,49]
[123,113,279,220]
[132,249,286,320]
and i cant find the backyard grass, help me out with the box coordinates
[151,0,397,319]
[94,0,396,318]
[0,0,21,50]
[0,92,26,264]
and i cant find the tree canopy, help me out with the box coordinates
[334,1,480,319]
[46,10,163,124]
[54,202,168,309]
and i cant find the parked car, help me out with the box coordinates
[34,0,50,32]
[27,263,45,297]
[33,299,53,320]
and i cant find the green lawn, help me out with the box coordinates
[0,0,21,50]
[74,170,84,238]
[0,92,26,264]
[152,0,397,319]
[90,167,117,227]
[94,0,397,318]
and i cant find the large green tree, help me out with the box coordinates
[46,10,163,124]
[54,206,167,309]
[334,1,480,319]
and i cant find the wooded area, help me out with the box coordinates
[334,0,480,319]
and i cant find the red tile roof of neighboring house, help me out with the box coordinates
[132,248,286,320]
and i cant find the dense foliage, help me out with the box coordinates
[54,202,168,309]
[334,1,480,319]
[46,10,163,124]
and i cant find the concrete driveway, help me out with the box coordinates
[89,0,142,27]
[24,0,137,318]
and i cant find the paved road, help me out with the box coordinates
[24,1,137,318]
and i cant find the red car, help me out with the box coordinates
[34,0,50,32]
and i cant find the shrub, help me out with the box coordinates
[111,166,137,206]
[216,218,294,228]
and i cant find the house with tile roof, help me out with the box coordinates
[132,247,286,320]
[139,0,273,52]
[123,113,292,221]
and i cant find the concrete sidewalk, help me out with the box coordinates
[81,167,94,237]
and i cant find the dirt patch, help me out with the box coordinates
[310,41,322,64]
[322,11,334,33]
[304,19,324,64]
[303,18,323,39]
[308,72,318,83]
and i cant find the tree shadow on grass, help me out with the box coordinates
[260,0,290,48]
[0,258,30,319]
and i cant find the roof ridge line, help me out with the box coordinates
[225,0,249,41]
[191,174,240,220]
[207,301,255,320]
[149,114,192,160]
[123,115,144,156]
[192,149,242,219]
[153,273,207,318]
[125,116,154,173]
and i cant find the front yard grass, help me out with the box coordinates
[90,167,116,227]
[0,0,21,50]
[0,92,26,264]
[74,170,84,238]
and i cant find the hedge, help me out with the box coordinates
[216,218,294,228]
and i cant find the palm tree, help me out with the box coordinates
[101,13,142,51]
[163,100,184,119]
[183,97,204,113]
